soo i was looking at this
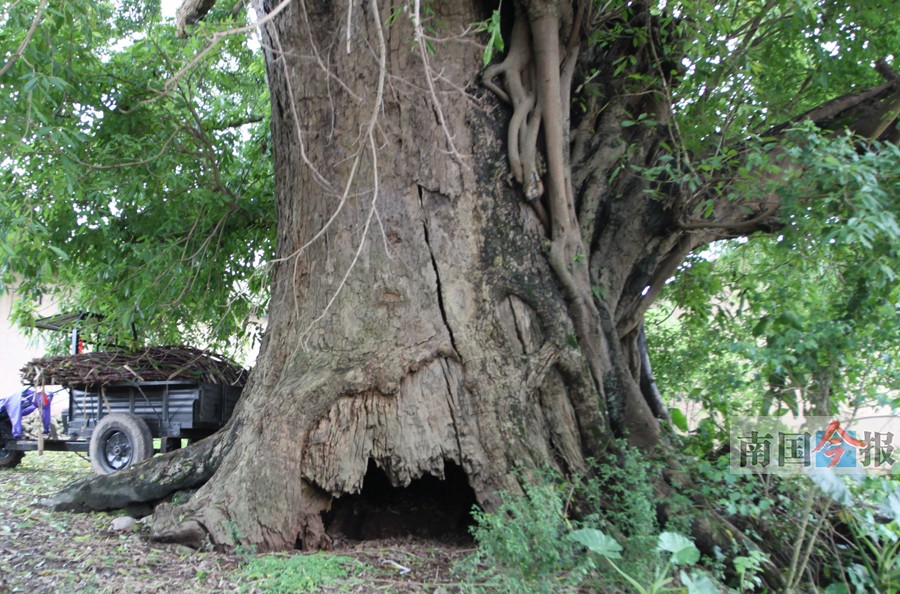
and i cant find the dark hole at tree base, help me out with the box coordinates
[325,459,476,543]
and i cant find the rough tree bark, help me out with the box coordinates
[47,0,899,552]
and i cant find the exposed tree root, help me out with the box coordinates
[483,16,543,199]
[42,431,229,513]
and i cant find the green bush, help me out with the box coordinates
[455,477,586,593]
[455,451,678,593]
[578,445,661,558]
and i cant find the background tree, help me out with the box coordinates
[649,135,900,438]
[0,0,273,353]
[2,0,898,556]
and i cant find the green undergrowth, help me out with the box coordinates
[239,552,363,593]
[452,448,728,593]
[453,444,900,593]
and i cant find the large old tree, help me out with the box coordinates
[2,0,898,551]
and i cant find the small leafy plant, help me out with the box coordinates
[568,528,716,594]
[475,2,504,66]
[733,549,768,592]
[456,478,582,593]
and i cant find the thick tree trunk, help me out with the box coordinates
[49,0,898,552]
[149,0,622,551]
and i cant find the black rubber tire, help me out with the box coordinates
[89,413,153,475]
[0,417,24,469]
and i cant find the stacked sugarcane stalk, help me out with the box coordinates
[21,346,248,387]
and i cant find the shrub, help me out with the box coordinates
[456,477,586,593]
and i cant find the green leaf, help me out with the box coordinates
[657,532,700,565]
[679,570,720,594]
[480,8,504,66]
[669,408,689,432]
[568,528,623,559]
[48,246,69,261]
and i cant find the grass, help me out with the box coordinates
[240,552,363,593]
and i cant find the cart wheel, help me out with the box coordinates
[89,413,153,475]
[0,417,24,469]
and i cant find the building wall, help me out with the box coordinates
[0,291,58,392]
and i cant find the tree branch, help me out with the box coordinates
[213,115,265,130]
[176,0,219,37]
[0,0,49,78]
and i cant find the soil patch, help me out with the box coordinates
[0,452,474,593]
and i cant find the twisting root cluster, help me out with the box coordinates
[482,1,632,449]
[483,16,544,202]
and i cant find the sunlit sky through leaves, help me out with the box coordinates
[161,0,178,19]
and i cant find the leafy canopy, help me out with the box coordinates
[0,0,273,355]
[649,131,899,439]
[1,0,897,365]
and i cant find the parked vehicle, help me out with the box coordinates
[0,314,245,474]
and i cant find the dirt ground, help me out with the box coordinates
[0,452,476,593]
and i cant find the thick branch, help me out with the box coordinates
[177,0,219,37]
[677,78,900,237]
[801,79,900,140]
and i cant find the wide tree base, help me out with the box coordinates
[46,441,478,551]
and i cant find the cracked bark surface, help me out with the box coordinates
[52,0,900,552]
[99,0,609,551]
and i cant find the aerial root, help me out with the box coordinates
[482,14,543,200]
